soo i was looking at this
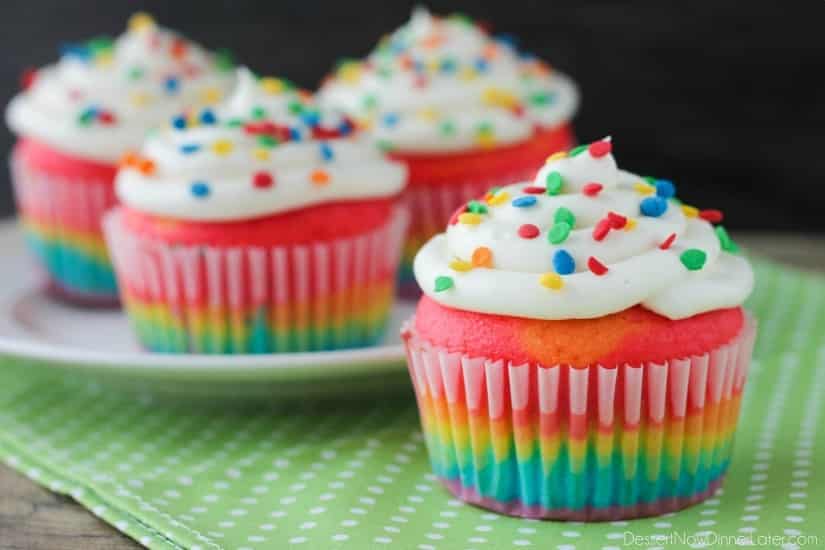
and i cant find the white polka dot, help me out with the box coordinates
[332,534,349,541]
[280,496,296,505]
[476,525,492,532]
[328,481,345,489]
[744,505,762,512]
[609,521,629,527]
[790,492,807,499]
[655,522,671,528]
[557,545,576,550]
[700,509,718,516]
[408,495,424,503]
[218,521,235,528]
[738,527,756,534]
[360,496,376,505]
[418,545,435,550]
[400,506,416,513]
[368,486,385,494]
[259,524,275,531]
[698,520,716,527]
[425,533,443,540]
[469,537,487,544]
[374,537,392,544]
[264,472,280,481]
[562,531,581,538]
[432,522,449,529]
[241,497,257,505]
[384,526,401,533]
[230,508,247,517]
[513,540,531,547]
[271,510,287,518]
[784,529,801,536]
[300,521,316,530]
[248,535,266,542]
[338,471,355,479]
[177,476,193,485]
[481,513,499,521]
[786,516,804,523]
[191,507,207,514]
[341,519,358,527]
[288,536,307,544]
[274,459,289,468]
[606,533,624,540]
[350,507,367,515]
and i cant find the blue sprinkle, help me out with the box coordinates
[382,112,400,128]
[199,109,217,125]
[494,33,519,49]
[519,51,538,62]
[60,43,91,61]
[655,179,676,199]
[320,142,334,162]
[474,58,490,73]
[180,144,201,155]
[511,196,537,208]
[640,196,669,217]
[191,181,210,198]
[439,59,457,73]
[164,76,180,94]
[171,115,187,130]
[300,111,320,127]
[412,60,425,73]
[552,249,576,275]
[289,127,302,141]
[338,119,353,136]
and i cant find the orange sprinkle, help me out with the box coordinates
[119,151,139,168]
[471,246,493,268]
[482,43,499,60]
[311,169,330,185]
[137,158,155,175]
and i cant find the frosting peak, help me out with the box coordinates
[414,139,754,320]
[318,8,578,153]
[115,68,406,222]
[6,13,234,162]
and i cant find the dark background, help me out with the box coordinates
[2,1,824,233]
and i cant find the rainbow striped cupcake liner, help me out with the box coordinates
[10,153,119,305]
[401,317,756,521]
[399,166,542,298]
[104,207,408,354]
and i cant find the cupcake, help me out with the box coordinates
[319,8,578,295]
[103,68,407,354]
[402,138,756,520]
[6,13,234,305]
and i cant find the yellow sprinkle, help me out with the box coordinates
[95,52,114,67]
[417,107,440,121]
[624,218,638,231]
[476,134,496,148]
[482,87,519,108]
[252,148,270,161]
[338,63,363,83]
[128,12,156,33]
[212,139,234,156]
[130,91,152,107]
[681,204,699,218]
[459,66,478,81]
[200,87,223,105]
[260,77,285,95]
[458,213,482,226]
[633,182,655,195]
[427,59,441,73]
[545,151,567,163]
[539,272,564,290]
[449,259,473,272]
[486,191,510,206]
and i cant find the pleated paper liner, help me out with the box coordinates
[392,124,575,297]
[402,315,756,521]
[10,147,119,305]
[104,207,408,354]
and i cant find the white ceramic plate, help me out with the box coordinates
[0,220,416,399]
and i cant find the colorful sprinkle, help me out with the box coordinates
[659,233,677,250]
[438,120,456,136]
[382,112,400,127]
[128,12,155,32]
[458,213,482,226]
[588,140,612,158]
[587,256,609,276]
[716,226,738,252]
[607,211,627,229]
[681,204,699,218]
[512,196,537,208]
[640,196,668,217]
[301,111,321,127]
[211,139,234,156]
[582,182,603,197]
[466,200,488,214]
[448,205,467,225]
[655,179,676,199]
[137,158,155,175]
[700,209,724,223]
[260,77,286,94]
[320,142,334,162]
[633,182,656,196]
[539,272,564,290]
[568,144,588,157]
[199,109,217,125]
[164,76,180,94]
[548,222,571,244]
[545,151,567,163]
[252,171,274,189]
[251,106,267,120]
[180,144,200,155]
[552,249,575,275]
[449,259,473,272]
[171,115,187,130]
[518,224,540,239]
[554,207,576,228]
[191,181,210,198]
[529,91,556,106]
[471,247,493,268]
[680,249,707,271]
[434,276,454,292]
[545,172,563,195]
[20,67,37,90]
[310,169,330,186]
[253,148,270,161]
[523,186,545,194]
[486,190,510,206]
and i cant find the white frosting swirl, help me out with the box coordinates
[318,7,578,153]
[6,14,234,163]
[115,68,407,222]
[414,139,754,320]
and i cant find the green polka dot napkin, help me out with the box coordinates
[0,259,823,550]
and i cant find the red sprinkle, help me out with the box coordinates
[253,171,274,189]
[607,211,627,229]
[659,233,677,250]
[512,104,525,118]
[20,68,37,91]
[98,111,116,125]
[588,140,612,158]
[449,205,467,226]
[522,185,546,194]
[413,75,429,88]
[592,218,611,241]
[582,182,603,197]
[699,209,724,223]
[518,223,540,239]
[588,256,609,276]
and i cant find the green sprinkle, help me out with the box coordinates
[377,139,395,152]
[477,121,494,135]
[87,36,113,53]
[250,106,267,120]
[548,222,571,245]
[215,48,235,72]
[568,144,588,157]
[257,135,278,148]
[680,249,707,271]
[487,186,501,196]
[287,101,304,115]
[529,91,556,106]
[715,226,739,253]
[554,206,576,228]
[546,171,563,195]
[225,118,243,128]
[467,200,488,214]
[449,13,474,26]
[439,120,456,136]
[363,94,378,110]
[644,176,657,186]
[77,111,94,126]
[434,276,454,292]
[128,66,144,80]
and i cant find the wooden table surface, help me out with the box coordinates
[0,233,822,549]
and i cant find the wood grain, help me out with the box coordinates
[0,234,822,549]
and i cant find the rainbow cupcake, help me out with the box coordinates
[319,8,578,295]
[104,68,407,353]
[402,138,756,520]
[5,13,234,305]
